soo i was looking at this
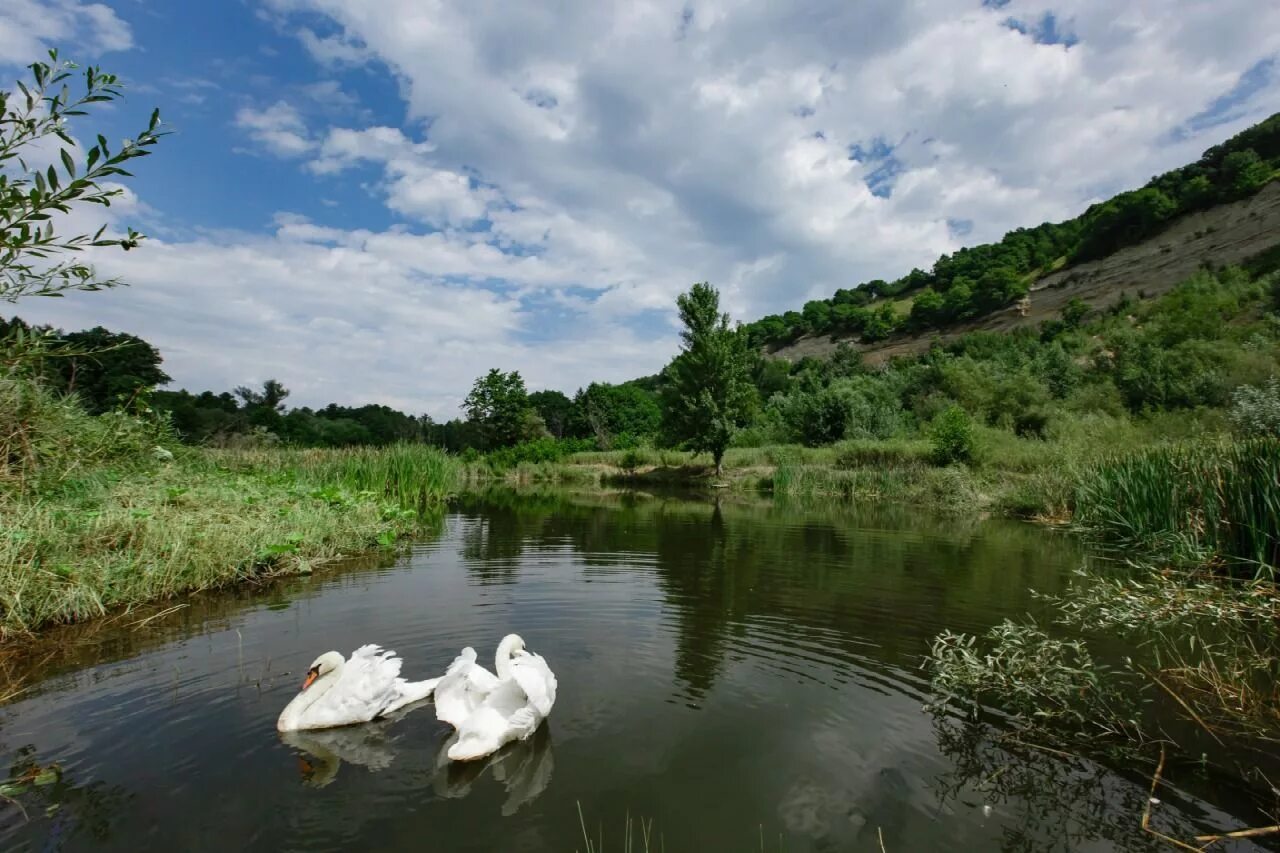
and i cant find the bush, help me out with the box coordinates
[929,406,974,465]
[1230,376,1280,436]
[619,449,645,473]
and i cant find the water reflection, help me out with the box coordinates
[930,718,1277,853]
[455,489,1075,704]
[432,725,554,816]
[281,717,406,788]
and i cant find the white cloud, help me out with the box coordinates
[235,101,315,157]
[257,0,1280,323]
[13,219,672,416]
[0,0,132,66]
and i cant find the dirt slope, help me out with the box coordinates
[772,180,1280,366]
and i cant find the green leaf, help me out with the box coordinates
[60,148,75,178]
[33,768,59,786]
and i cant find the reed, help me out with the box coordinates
[1074,439,1280,577]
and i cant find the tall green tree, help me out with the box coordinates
[463,368,539,449]
[1,51,165,302]
[528,389,573,438]
[569,381,661,446]
[58,326,169,413]
[662,282,757,474]
[234,379,290,412]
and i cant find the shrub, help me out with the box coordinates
[929,405,974,465]
[619,449,645,473]
[1229,376,1280,436]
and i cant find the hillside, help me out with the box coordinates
[773,178,1280,365]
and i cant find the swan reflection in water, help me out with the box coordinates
[281,720,400,788]
[281,706,555,815]
[432,724,555,816]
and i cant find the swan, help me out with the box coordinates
[435,634,557,762]
[276,644,440,732]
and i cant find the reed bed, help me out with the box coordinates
[210,443,462,511]
[1074,438,1280,577]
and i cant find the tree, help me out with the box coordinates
[528,389,573,438]
[235,379,290,412]
[57,326,169,413]
[1,51,165,302]
[463,368,535,449]
[662,282,757,475]
[569,381,661,446]
[1220,149,1270,198]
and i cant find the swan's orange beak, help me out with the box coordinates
[302,668,318,691]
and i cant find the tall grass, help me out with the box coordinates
[0,370,460,635]
[211,444,461,511]
[1075,438,1280,577]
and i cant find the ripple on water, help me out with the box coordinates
[0,497,1263,853]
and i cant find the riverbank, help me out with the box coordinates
[459,407,1232,519]
[0,372,459,636]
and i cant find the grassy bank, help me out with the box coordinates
[458,410,1229,519]
[0,372,459,636]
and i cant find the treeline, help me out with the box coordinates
[744,112,1280,348]
[7,244,1280,463]
[0,315,667,452]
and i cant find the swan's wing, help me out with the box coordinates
[510,652,557,718]
[434,647,500,729]
[334,645,406,720]
[447,679,531,761]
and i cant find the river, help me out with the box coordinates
[0,491,1270,851]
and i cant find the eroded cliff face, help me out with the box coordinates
[772,180,1280,366]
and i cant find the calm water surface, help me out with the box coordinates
[0,492,1270,851]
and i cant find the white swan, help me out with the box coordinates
[435,634,557,762]
[276,644,440,732]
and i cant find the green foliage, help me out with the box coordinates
[929,405,974,465]
[1,51,165,301]
[463,368,539,449]
[928,622,1119,727]
[1075,439,1280,576]
[1229,376,1280,436]
[528,389,573,438]
[569,381,661,447]
[662,282,758,473]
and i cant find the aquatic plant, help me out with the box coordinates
[1074,438,1280,577]
[927,621,1141,737]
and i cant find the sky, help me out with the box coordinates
[1,0,1278,419]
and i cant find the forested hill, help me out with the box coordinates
[744,112,1280,353]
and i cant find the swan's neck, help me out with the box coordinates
[279,663,342,729]
[495,637,522,680]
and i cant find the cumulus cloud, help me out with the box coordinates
[14,217,674,417]
[0,0,132,65]
[235,101,315,157]
[255,0,1280,322]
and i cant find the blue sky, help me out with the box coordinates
[2,0,1278,418]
